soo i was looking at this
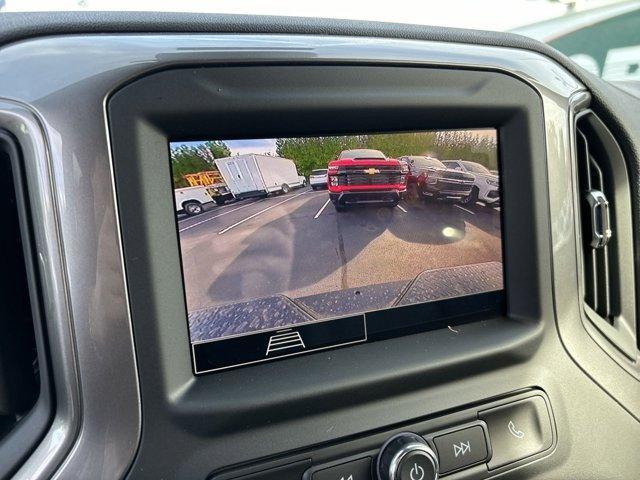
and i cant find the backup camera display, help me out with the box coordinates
[170,129,504,373]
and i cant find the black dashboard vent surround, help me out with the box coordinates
[0,131,51,478]
[576,119,617,320]
[574,110,636,360]
[0,134,39,429]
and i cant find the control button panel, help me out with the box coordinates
[217,392,555,480]
[433,425,488,474]
[312,457,372,480]
[479,395,553,469]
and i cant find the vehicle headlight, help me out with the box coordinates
[486,178,499,187]
[329,176,339,186]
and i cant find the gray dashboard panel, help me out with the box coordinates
[0,32,637,480]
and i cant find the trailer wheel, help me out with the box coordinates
[183,201,203,216]
[281,184,291,194]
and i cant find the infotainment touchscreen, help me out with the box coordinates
[170,129,504,373]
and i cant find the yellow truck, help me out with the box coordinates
[183,171,224,187]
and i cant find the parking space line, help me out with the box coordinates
[218,190,310,235]
[177,196,252,222]
[454,204,475,215]
[314,199,331,219]
[396,204,408,213]
[179,198,266,233]
[476,201,486,207]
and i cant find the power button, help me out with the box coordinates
[398,451,437,480]
[376,432,438,480]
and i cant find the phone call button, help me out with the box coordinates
[479,396,553,469]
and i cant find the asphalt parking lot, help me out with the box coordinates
[178,187,503,341]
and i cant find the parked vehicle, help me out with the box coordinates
[441,160,500,206]
[327,149,407,210]
[174,185,217,216]
[298,175,307,187]
[513,1,640,82]
[309,169,329,190]
[215,154,305,199]
[400,155,475,203]
[182,170,234,205]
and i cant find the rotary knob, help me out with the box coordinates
[376,432,439,480]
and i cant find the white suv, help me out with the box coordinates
[309,168,328,190]
[441,160,500,207]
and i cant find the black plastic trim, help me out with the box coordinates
[107,64,552,479]
[212,389,555,480]
[574,109,638,372]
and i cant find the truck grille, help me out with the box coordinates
[337,166,403,186]
[443,170,474,181]
[437,181,474,193]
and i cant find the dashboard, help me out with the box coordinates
[0,13,639,480]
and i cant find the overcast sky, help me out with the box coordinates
[225,139,278,156]
[171,139,278,156]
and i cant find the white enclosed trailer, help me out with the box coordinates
[214,154,304,198]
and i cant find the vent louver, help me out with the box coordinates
[574,110,636,359]
[576,120,618,321]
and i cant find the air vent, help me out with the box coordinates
[0,135,38,427]
[574,110,636,359]
[576,119,618,320]
[0,131,51,478]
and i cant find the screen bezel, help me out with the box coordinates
[170,128,505,374]
[107,64,550,453]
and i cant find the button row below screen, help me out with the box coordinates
[218,394,554,480]
[308,396,552,480]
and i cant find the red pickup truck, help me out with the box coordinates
[327,149,408,211]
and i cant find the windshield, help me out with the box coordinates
[461,161,491,174]
[2,1,637,82]
[339,149,386,160]
[407,156,445,169]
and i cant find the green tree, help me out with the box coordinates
[170,141,231,188]
[432,131,498,170]
[276,136,360,176]
[365,132,437,158]
[276,132,440,176]
[274,130,497,177]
